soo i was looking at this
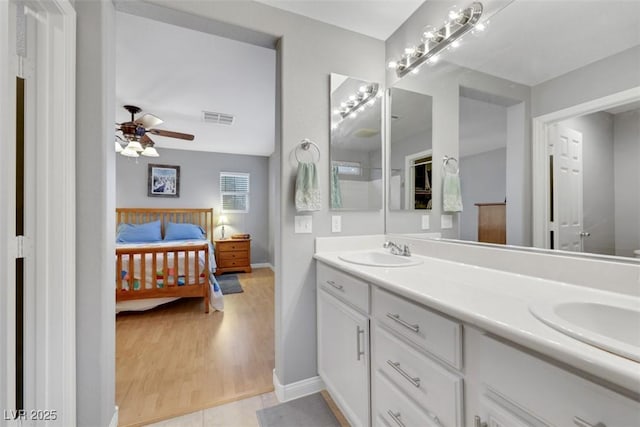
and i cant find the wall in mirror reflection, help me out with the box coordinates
[330,73,383,211]
[384,0,640,259]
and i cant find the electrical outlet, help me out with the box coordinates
[421,215,430,230]
[331,215,342,233]
[441,214,453,229]
[294,215,313,234]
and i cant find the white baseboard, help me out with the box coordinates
[109,406,119,427]
[251,262,274,271]
[272,369,325,403]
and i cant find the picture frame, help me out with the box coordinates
[148,164,180,198]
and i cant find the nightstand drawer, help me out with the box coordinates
[217,241,250,252]
[219,258,249,268]
[219,252,246,261]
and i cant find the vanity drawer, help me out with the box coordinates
[374,326,463,427]
[374,371,441,427]
[317,263,369,313]
[373,288,462,369]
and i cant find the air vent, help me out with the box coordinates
[202,111,235,125]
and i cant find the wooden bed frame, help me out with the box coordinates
[115,208,215,313]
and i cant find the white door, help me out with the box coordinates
[550,125,584,252]
[318,289,370,427]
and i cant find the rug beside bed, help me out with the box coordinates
[216,274,244,294]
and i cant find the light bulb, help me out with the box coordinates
[331,123,338,130]
[404,47,416,56]
[359,85,368,93]
[141,146,159,157]
[358,106,365,112]
[429,55,440,64]
[387,60,398,69]
[411,67,420,75]
[349,95,356,101]
[120,146,139,157]
[451,40,461,48]
[475,22,486,32]
[340,102,347,108]
[333,109,340,114]
[349,112,357,119]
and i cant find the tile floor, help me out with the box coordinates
[147,392,280,427]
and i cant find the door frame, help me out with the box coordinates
[0,0,76,424]
[532,86,640,249]
[404,149,433,210]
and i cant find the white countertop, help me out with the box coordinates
[314,249,640,394]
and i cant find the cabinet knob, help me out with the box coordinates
[574,417,606,427]
[387,410,406,427]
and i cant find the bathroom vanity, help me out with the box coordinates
[315,237,640,427]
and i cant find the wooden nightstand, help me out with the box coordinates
[214,238,252,275]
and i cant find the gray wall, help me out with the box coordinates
[75,1,116,425]
[614,109,640,257]
[558,113,615,255]
[116,149,270,264]
[459,148,507,241]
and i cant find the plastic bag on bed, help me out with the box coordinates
[209,274,224,311]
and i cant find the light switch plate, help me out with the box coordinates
[421,215,430,230]
[441,214,453,229]
[294,215,313,234]
[331,215,342,233]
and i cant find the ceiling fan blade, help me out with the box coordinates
[135,113,163,129]
[149,129,195,141]
[140,134,155,146]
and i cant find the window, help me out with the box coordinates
[220,172,250,213]
[333,160,362,176]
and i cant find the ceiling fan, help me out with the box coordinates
[115,105,195,158]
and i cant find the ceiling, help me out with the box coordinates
[443,0,640,86]
[255,0,425,40]
[115,12,276,156]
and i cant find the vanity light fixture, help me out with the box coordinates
[335,83,381,120]
[388,2,484,77]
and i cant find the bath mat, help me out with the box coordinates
[216,274,244,295]
[256,392,340,427]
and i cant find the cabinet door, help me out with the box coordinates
[318,289,370,427]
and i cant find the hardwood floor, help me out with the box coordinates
[116,268,275,427]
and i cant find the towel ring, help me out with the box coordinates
[443,155,459,173]
[295,138,321,163]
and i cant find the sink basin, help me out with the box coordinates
[338,251,423,267]
[530,299,640,362]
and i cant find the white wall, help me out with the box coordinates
[75,1,116,425]
[558,112,616,255]
[116,149,270,263]
[613,109,640,257]
[459,148,507,241]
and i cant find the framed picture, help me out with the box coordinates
[148,164,180,198]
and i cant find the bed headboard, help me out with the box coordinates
[116,208,215,244]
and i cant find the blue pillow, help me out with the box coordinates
[116,220,162,243]
[164,222,206,241]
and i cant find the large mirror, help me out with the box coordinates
[388,88,433,211]
[330,73,383,210]
[385,0,640,259]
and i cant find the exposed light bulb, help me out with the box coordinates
[475,22,486,31]
[359,85,368,93]
[349,112,357,119]
[349,95,356,101]
[358,106,365,112]
[411,67,420,75]
[333,109,340,114]
[404,47,416,56]
[387,60,398,69]
[429,55,440,64]
[340,102,347,108]
[449,10,461,20]
[451,40,461,48]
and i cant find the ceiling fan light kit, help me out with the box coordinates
[115,104,195,159]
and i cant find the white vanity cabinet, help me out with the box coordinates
[316,261,640,427]
[465,328,640,427]
[317,263,370,427]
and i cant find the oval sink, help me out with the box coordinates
[338,251,423,267]
[530,299,640,362]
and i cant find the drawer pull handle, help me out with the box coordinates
[386,313,420,333]
[356,326,365,361]
[326,280,344,291]
[387,410,405,427]
[574,417,606,427]
[386,360,420,388]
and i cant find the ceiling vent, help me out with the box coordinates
[202,111,235,125]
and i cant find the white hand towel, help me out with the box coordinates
[443,170,463,212]
[295,162,321,212]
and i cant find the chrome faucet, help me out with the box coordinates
[383,241,411,257]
